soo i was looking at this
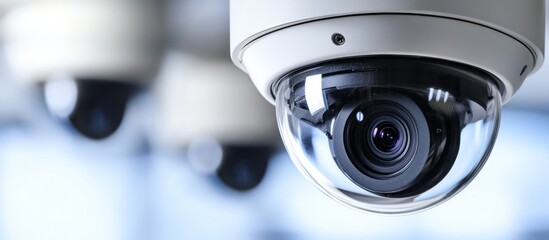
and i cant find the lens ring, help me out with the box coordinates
[331,92,430,195]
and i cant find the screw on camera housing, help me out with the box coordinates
[332,33,345,46]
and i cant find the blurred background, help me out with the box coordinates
[0,0,547,239]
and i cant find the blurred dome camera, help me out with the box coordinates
[160,0,279,192]
[230,0,545,213]
[1,0,164,139]
[157,53,279,192]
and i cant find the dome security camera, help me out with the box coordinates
[230,1,545,214]
[1,0,164,140]
[161,0,280,192]
[156,53,279,192]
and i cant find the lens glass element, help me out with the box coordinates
[373,124,400,152]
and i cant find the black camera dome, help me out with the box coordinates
[275,57,501,213]
[44,78,138,140]
[216,145,274,192]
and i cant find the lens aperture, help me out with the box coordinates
[364,116,409,163]
[372,123,401,152]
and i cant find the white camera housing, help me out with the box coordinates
[1,0,164,139]
[231,0,545,214]
[2,0,163,83]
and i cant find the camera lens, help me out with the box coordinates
[331,93,430,195]
[347,108,413,178]
[373,124,399,151]
[367,117,409,161]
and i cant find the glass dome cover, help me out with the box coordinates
[275,57,501,214]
